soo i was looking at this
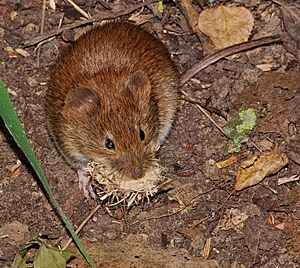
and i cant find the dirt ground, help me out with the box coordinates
[0,0,299,267]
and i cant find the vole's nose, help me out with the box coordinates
[116,155,145,180]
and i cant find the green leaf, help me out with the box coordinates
[12,253,29,268]
[158,1,164,13]
[0,80,95,268]
[223,108,257,154]
[61,250,74,262]
[34,245,65,268]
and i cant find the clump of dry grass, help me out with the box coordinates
[87,162,170,208]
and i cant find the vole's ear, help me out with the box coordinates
[125,71,151,100]
[64,88,100,115]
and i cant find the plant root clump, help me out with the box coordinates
[87,162,170,208]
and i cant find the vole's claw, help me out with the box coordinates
[78,169,96,199]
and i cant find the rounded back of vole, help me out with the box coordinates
[47,22,179,180]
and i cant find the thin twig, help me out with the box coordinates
[203,237,212,259]
[34,37,56,51]
[41,0,46,35]
[25,0,158,47]
[278,174,300,185]
[217,189,236,211]
[181,35,282,85]
[65,0,91,19]
[192,215,210,228]
[61,204,101,251]
[36,0,47,67]
[181,93,228,120]
[98,0,112,11]
[181,90,229,138]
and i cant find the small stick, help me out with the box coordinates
[41,0,46,35]
[36,0,47,67]
[217,189,236,211]
[34,37,56,51]
[0,235,9,239]
[203,237,212,259]
[24,0,158,47]
[65,0,91,19]
[192,215,210,228]
[181,90,229,138]
[180,93,227,120]
[278,174,300,185]
[98,0,112,11]
[61,204,101,251]
[180,35,282,85]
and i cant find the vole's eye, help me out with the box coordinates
[105,138,115,150]
[139,129,145,141]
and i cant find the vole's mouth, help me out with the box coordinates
[87,162,170,208]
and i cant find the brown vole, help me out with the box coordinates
[46,22,179,198]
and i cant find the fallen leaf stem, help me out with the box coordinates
[181,35,282,85]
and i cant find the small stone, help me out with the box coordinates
[22,23,39,35]
[103,229,118,240]
[27,77,38,87]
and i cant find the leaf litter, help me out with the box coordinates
[235,144,289,191]
[1,0,298,266]
[12,241,73,268]
[198,5,254,49]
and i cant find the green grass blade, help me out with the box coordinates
[0,80,95,268]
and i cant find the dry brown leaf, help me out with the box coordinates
[272,0,300,58]
[256,63,281,71]
[274,222,285,231]
[273,0,300,46]
[216,151,251,169]
[198,5,254,49]
[10,160,22,178]
[128,13,153,24]
[218,208,248,232]
[179,0,199,33]
[216,155,239,168]
[235,145,288,190]
[6,46,17,58]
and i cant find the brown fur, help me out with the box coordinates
[46,22,179,180]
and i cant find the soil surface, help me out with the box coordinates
[0,1,299,267]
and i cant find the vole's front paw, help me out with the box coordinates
[77,169,96,199]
